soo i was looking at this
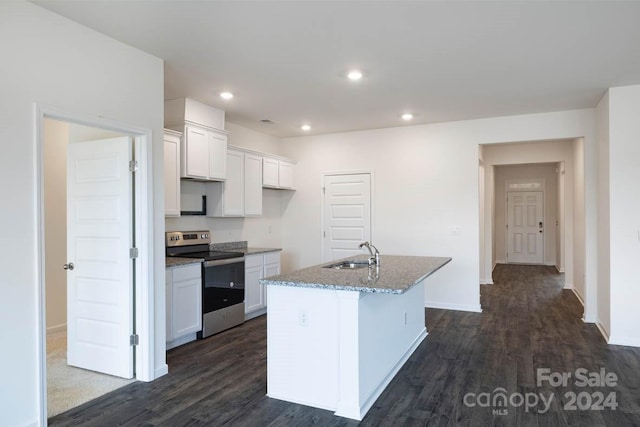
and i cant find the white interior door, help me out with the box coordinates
[507,191,544,264]
[66,137,134,378]
[322,173,371,262]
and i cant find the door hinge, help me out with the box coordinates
[322,186,326,194]
[130,247,139,259]
[323,230,326,238]
[130,334,139,346]
[129,160,139,172]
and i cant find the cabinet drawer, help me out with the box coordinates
[245,254,263,269]
[172,263,201,281]
[264,252,281,265]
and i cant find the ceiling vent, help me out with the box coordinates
[260,119,278,124]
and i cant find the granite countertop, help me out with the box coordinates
[261,254,452,294]
[166,256,203,268]
[166,241,281,268]
[209,241,281,256]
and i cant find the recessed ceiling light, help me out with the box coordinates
[220,91,234,100]
[301,124,311,131]
[347,70,363,81]
[402,113,414,121]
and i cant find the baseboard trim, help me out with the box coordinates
[154,364,169,380]
[571,288,584,306]
[245,308,267,321]
[425,301,482,313]
[47,323,66,335]
[608,335,640,348]
[595,322,610,343]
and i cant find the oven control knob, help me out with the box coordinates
[230,282,234,287]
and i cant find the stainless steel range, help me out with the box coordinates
[166,231,245,338]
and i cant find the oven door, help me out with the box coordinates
[202,257,245,313]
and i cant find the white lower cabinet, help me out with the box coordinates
[245,252,281,319]
[166,263,202,350]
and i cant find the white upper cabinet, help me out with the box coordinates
[244,153,263,216]
[263,157,294,190]
[163,129,181,217]
[165,98,228,182]
[180,125,227,181]
[183,126,209,179]
[208,131,227,180]
[207,148,262,217]
[278,161,294,189]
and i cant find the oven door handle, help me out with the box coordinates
[204,257,245,268]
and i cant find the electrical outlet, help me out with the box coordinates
[299,310,309,327]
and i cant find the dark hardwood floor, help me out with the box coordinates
[50,265,640,426]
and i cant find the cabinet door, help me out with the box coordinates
[263,253,281,309]
[166,270,173,343]
[171,264,202,339]
[209,131,227,180]
[278,161,294,189]
[245,264,264,314]
[263,157,279,188]
[184,126,209,179]
[223,150,245,216]
[163,132,181,216]
[244,153,263,216]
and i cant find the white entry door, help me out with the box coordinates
[66,137,134,379]
[322,173,372,262]
[507,191,544,264]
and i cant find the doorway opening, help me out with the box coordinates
[43,118,135,417]
[36,106,155,423]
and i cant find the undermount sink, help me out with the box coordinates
[323,260,370,269]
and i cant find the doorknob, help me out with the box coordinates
[63,262,74,271]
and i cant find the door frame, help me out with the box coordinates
[35,103,155,423]
[320,170,375,263]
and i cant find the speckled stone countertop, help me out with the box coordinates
[166,256,203,268]
[210,241,281,256]
[261,255,451,294]
[166,241,281,268]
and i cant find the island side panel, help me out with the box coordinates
[335,281,428,420]
[266,285,341,411]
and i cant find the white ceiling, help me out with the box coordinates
[33,1,640,138]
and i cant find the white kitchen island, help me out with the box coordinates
[261,254,451,421]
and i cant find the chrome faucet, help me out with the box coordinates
[358,241,380,266]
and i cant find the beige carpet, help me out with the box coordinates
[47,331,135,418]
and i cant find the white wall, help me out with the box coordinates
[0,2,164,425]
[573,138,587,310]
[493,164,558,266]
[226,121,283,155]
[607,85,640,346]
[281,109,595,313]
[596,91,611,338]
